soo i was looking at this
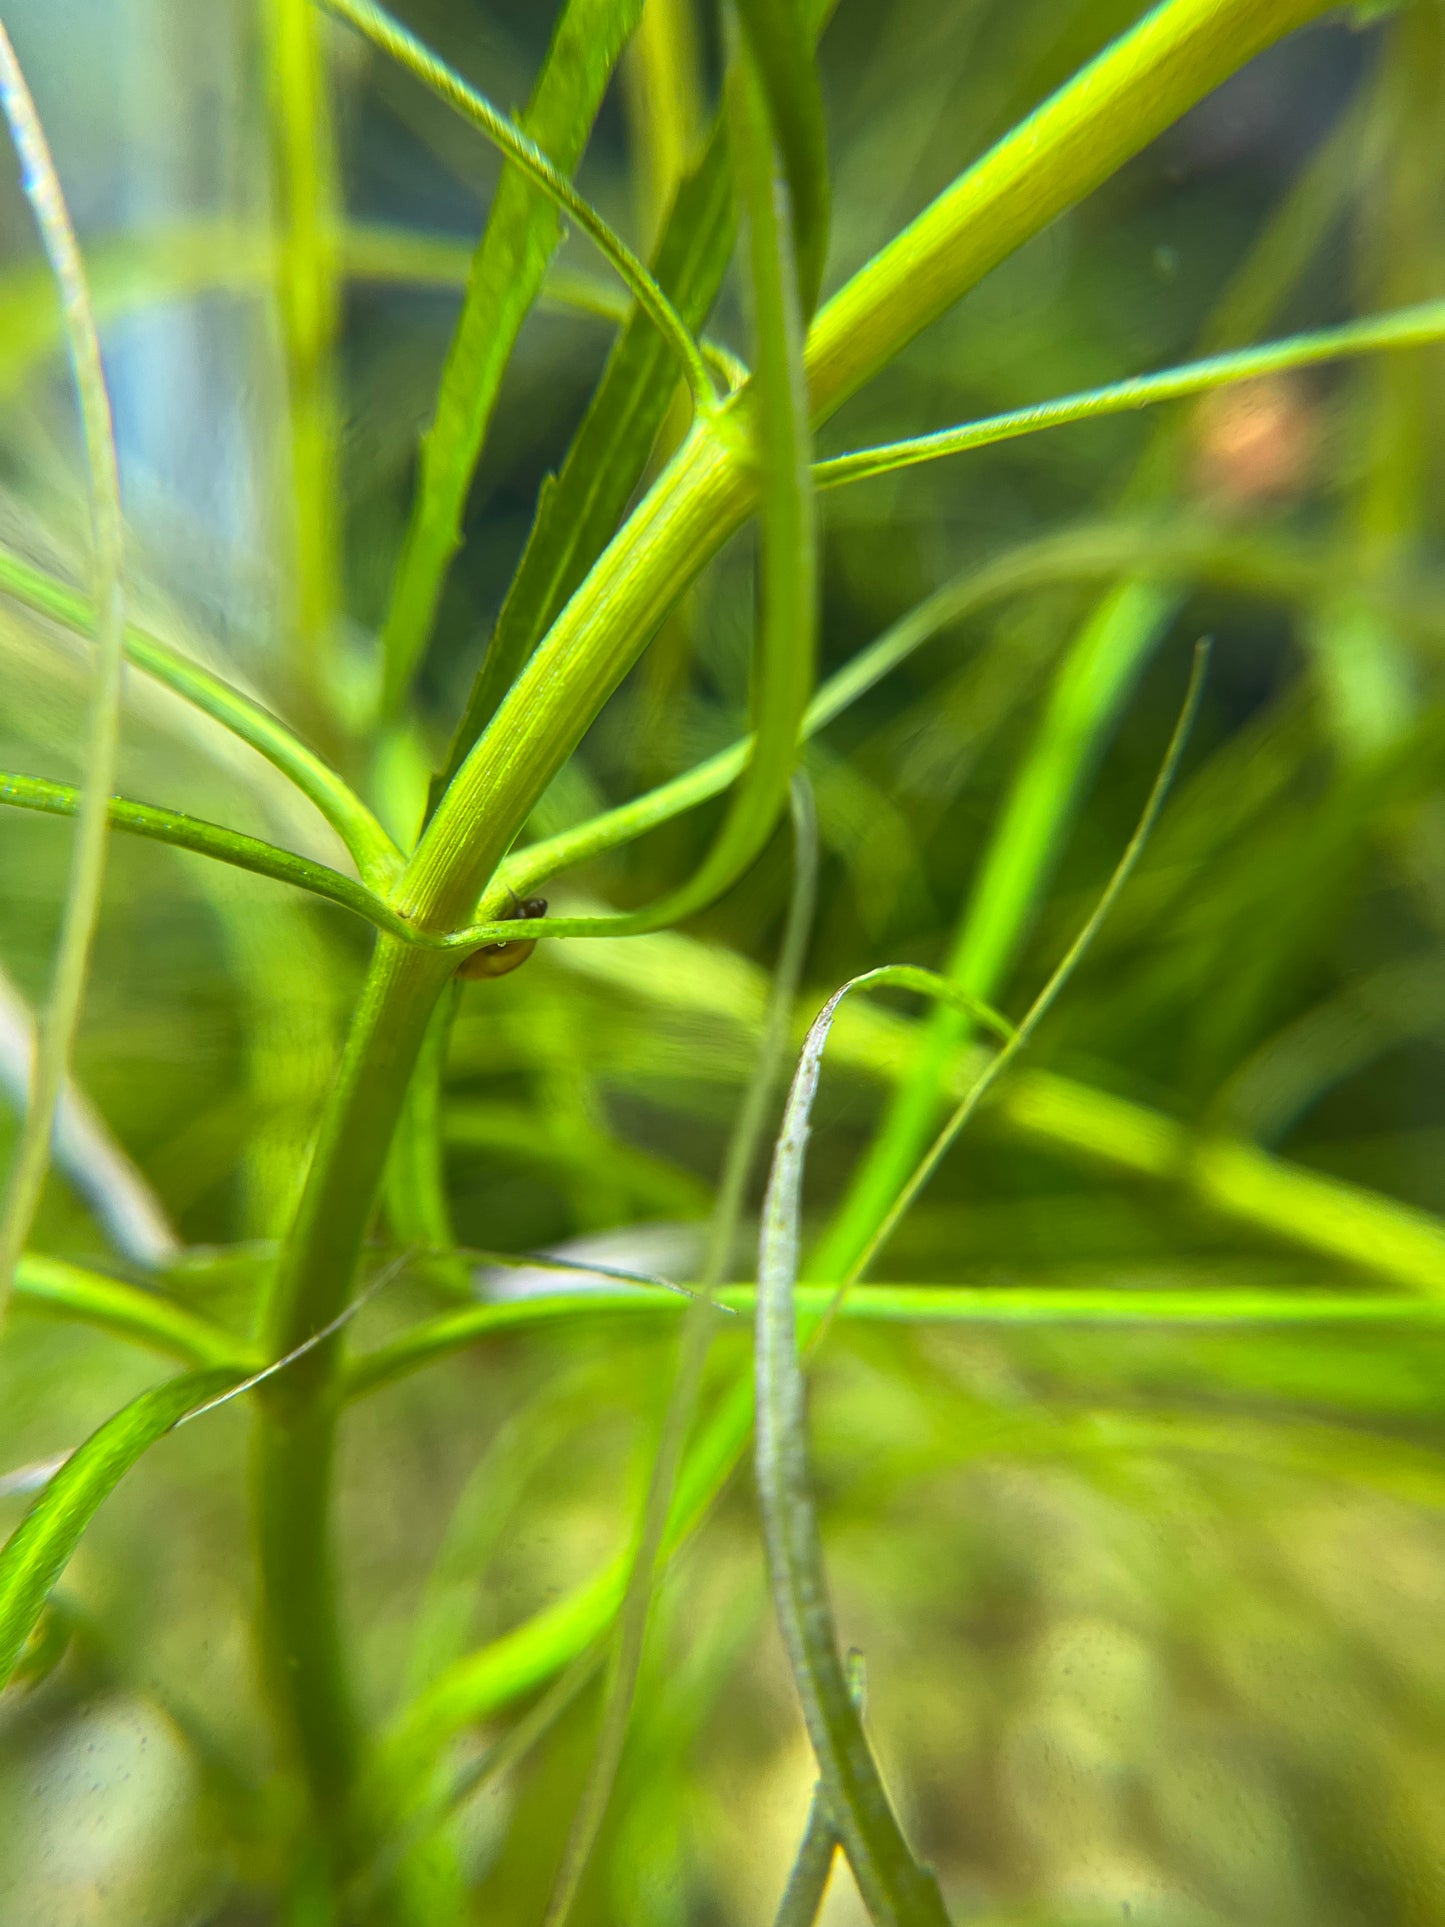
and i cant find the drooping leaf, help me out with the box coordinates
[0,1369,241,1692]
[0,769,400,934]
[0,537,400,884]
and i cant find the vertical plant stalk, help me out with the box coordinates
[0,26,127,1323]
[624,0,705,250]
[252,933,456,1899]
[266,0,344,700]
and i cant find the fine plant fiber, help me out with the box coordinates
[849,643,1209,1289]
[0,26,127,1321]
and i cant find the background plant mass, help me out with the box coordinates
[2,0,1445,1922]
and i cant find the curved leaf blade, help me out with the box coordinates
[0,1368,241,1691]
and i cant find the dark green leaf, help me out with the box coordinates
[380,0,647,708]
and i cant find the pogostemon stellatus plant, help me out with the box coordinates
[4,1,1445,1922]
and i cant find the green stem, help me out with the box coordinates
[802,0,1330,422]
[252,935,454,1884]
[0,769,399,930]
[815,299,1445,488]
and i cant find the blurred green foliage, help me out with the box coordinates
[2,1,1445,1923]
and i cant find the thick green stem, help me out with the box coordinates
[803,0,1329,423]
[252,934,454,1890]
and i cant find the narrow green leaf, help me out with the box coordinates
[0,28,127,1328]
[733,0,830,313]
[0,539,402,886]
[12,1254,257,1371]
[0,768,404,935]
[815,299,1445,490]
[0,1369,242,1691]
[379,0,648,709]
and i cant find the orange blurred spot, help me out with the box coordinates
[1190,375,1316,507]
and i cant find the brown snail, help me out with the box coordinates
[457,895,547,980]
